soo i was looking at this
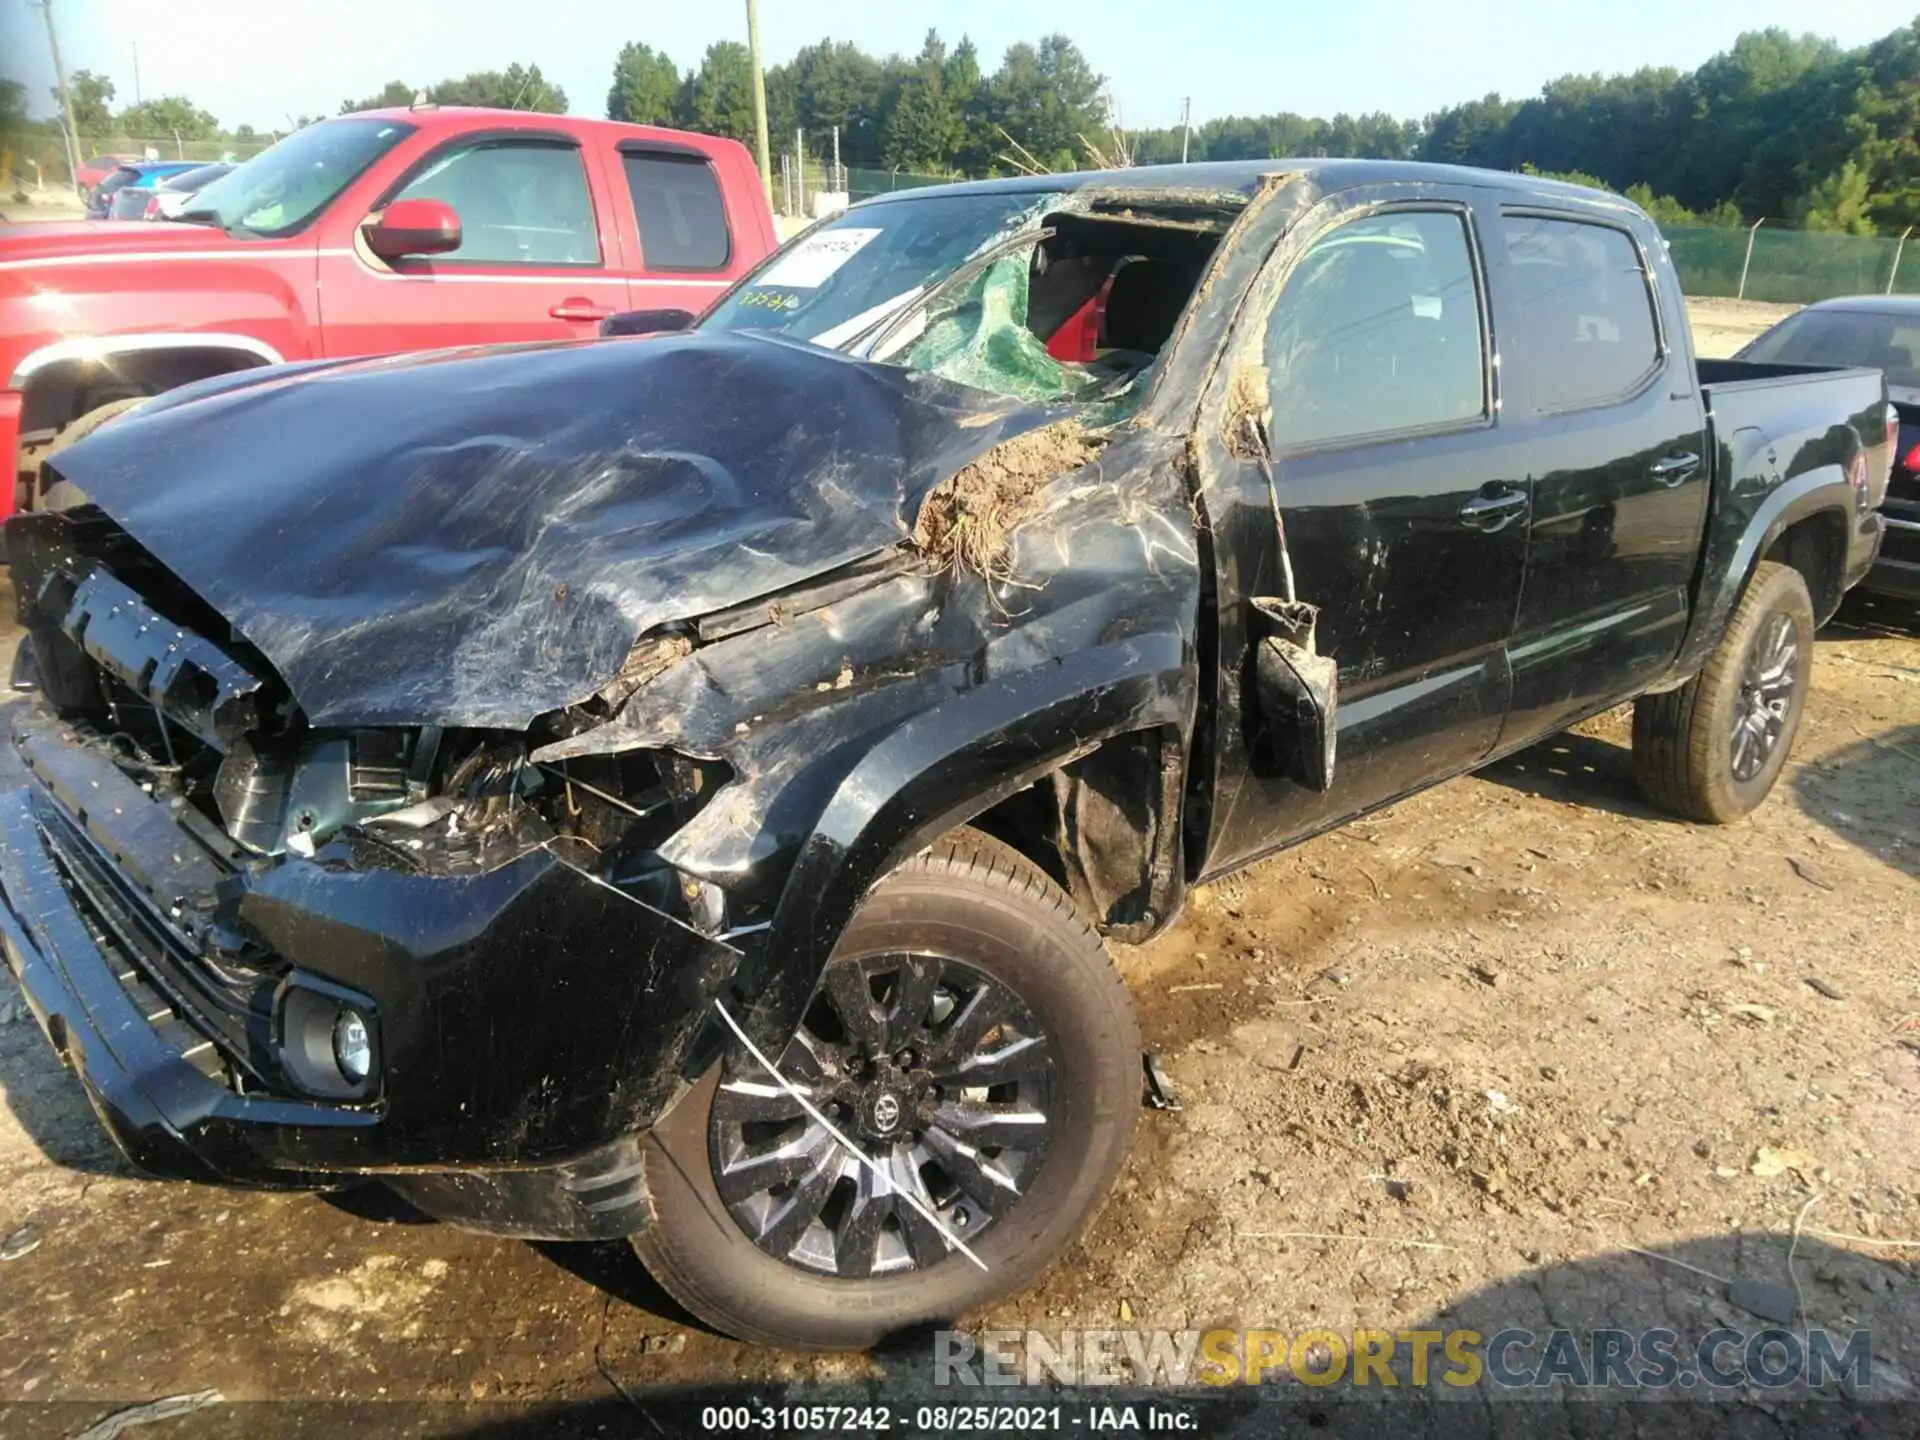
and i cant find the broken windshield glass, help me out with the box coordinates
[700,191,1064,349]
[698,186,1236,409]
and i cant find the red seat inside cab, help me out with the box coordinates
[1044,256,1207,364]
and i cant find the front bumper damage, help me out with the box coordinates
[3,318,1211,1246]
[0,712,741,1239]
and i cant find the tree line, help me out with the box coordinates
[12,17,1920,234]
[601,31,1107,179]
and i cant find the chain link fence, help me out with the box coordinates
[771,154,952,218]
[844,166,952,203]
[1665,223,1920,305]
[4,129,277,192]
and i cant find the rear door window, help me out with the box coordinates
[622,151,731,271]
[1500,216,1661,411]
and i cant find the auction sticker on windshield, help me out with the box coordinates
[757,228,882,288]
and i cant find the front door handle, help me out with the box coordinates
[550,298,615,322]
[1458,487,1529,532]
[1651,451,1701,486]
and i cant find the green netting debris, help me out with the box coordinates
[905,251,1075,403]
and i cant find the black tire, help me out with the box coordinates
[33,395,149,512]
[1632,560,1815,823]
[631,828,1140,1350]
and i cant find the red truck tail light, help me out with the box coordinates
[142,195,162,220]
[1902,441,1920,473]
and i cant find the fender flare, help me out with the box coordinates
[1660,465,1853,688]
[9,332,286,391]
[734,631,1193,1051]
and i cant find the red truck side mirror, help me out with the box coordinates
[363,198,463,262]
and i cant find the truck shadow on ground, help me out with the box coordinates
[1827,591,1920,641]
[0,1012,131,1177]
[529,1234,709,1333]
[1472,729,1666,820]
[320,1182,720,1335]
[429,1230,1913,1440]
[1791,723,1920,880]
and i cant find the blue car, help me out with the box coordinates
[87,161,205,219]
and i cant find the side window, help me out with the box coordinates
[1264,210,1486,451]
[1500,215,1659,411]
[391,141,600,266]
[623,151,731,271]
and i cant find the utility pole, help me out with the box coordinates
[796,125,805,215]
[1738,217,1765,301]
[1180,96,1191,164]
[32,0,83,190]
[1890,225,1916,295]
[831,124,840,193]
[745,0,773,208]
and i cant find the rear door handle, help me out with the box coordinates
[550,298,615,322]
[1458,487,1529,532]
[1651,451,1701,486]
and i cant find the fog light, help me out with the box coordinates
[333,1009,372,1083]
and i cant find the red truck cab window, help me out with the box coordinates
[620,149,732,271]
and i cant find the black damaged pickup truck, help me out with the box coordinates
[0,161,1889,1350]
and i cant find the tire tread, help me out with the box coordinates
[1632,561,1812,823]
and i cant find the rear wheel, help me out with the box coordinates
[1632,560,1815,822]
[631,829,1139,1350]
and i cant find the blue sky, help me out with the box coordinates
[4,0,1917,135]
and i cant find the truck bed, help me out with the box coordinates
[1695,358,1888,482]
[1676,356,1890,662]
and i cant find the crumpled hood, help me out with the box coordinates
[43,332,1044,729]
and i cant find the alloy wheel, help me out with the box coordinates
[708,953,1057,1278]
[1730,611,1797,783]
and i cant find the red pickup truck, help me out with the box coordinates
[0,106,777,516]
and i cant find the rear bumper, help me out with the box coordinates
[0,711,742,1238]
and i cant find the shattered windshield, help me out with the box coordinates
[701,191,1121,403]
[703,192,1063,345]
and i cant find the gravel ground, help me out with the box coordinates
[1686,296,1800,359]
[0,303,1913,1439]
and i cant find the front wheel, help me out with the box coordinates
[632,829,1140,1350]
[27,394,150,512]
[1632,560,1815,823]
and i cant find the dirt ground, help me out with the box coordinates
[1,303,1915,1438]
[0,189,87,225]
[1686,296,1802,361]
